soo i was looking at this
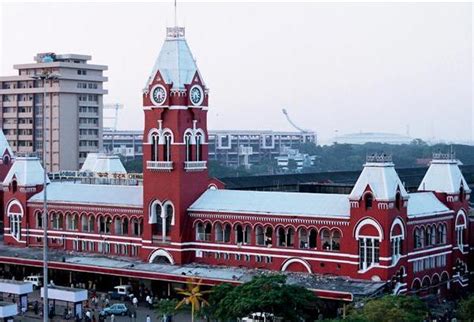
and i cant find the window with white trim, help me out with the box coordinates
[358,238,380,270]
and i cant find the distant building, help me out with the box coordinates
[333,132,413,145]
[275,147,316,172]
[103,130,317,169]
[0,53,107,171]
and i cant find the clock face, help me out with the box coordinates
[151,85,167,106]
[190,85,204,106]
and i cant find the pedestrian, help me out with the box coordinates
[132,296,138,308]
[110,313,115,322]
[146,314,151,322]
[33,300,39,315]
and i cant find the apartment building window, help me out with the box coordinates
[88,94,98,102]
[88,83,98,89]
[77,82,87,89]
[79,94,88,101]
[77,69,87,75]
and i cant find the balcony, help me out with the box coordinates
[147,161,173,171]
[184,161,207,172]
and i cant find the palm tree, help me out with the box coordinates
[175,278,212,322]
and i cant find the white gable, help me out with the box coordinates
[189,189,350,218]
[349,161,408,201]
[418,159,470,194]
[3,157,48,187]
[407,192,452,218]
[145,34,202,90]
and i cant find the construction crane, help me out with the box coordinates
[103,103,124,153]
[103,103,124,131]
[282,108,309,133]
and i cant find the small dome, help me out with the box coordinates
[42,55,54,63]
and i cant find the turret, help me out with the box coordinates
[2,156,47,245]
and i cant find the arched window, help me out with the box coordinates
[277,227,286,247]
[264,226,273,247]
[235,224,244,244]
[255,226,264,246]
[195,133,203,161]
[58,213,64,230]
[437,224,447,244]
[414,228,421,249]
[321,229,331,250]
[7,201,23,241]
[426,226,432,246]
[364,193,373,210]
[395,192,401,210]
[309,229,317,248]
[132,218,141,236]
[430,225,436,245]
[355,219,382,270]
[331,230,341,251]
[81,215,88,232]
[204,223,212,241]
[11,179,17,193]
[165,203,174,235]
[224,224,231,243]
[455,211,467,249]
[390,220,404,264]
[122,218,129,235]
[419,227,425,248]
[185,132,192,162]
[286,228,295,247]
[163,132,172,162]
[215,223,224,242]
[114,217,123,235]
[244,225,251,244]
[299,228,309,249]
[460,185,465,202]
[151,133,159,161]
[88,215,95,232]
[36,211,43,229]
[196,222,205,241]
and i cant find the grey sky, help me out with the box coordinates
[1,2,472,142]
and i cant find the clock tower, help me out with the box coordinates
[141,26,215,264]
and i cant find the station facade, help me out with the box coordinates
[1,25,473,300]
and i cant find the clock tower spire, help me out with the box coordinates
[141,21,213,265]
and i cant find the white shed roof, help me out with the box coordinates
[0,129,13,156]
[29,182,142,207]
[189,189,350,218]
[145,36,200,90]
[407,192,452,218]
[418,159,470,194]
[3,157,48,187]
[349,162,408,201]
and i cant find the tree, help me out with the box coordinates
[175,278,212,322]
[206,274,319,321]
[458,294,474,321]
[155,299,178,321]
[347,295,428,322]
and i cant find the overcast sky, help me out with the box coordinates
[0,2,472,142]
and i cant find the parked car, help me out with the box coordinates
[108,285,134,301]
[101,303,128,316]
[24,276,43,289]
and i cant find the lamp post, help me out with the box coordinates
[31,65,60,322]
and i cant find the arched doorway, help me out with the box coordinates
[148,249,174,265]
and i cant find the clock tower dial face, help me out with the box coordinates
[151,85,167,106]
[190,85,204,106]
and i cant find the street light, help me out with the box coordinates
[31,63,60,322]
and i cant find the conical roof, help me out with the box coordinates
[144,27,202,90]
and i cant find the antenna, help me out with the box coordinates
[174,0,178,28]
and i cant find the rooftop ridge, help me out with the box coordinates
[366,153,392,163]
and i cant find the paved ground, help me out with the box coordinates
[9,289,194,322]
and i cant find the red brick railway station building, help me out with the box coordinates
[0,24,472,303]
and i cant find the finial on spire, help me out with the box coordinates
[167,0,185,39]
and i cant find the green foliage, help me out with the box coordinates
[458,294,474,321]
[205,274,319,321]
[122,156,143,173]
[347,295,428,322]
[155,298,178,317]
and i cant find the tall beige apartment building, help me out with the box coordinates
[0,53,107,171]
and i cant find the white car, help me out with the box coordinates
[24,276,43,289]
